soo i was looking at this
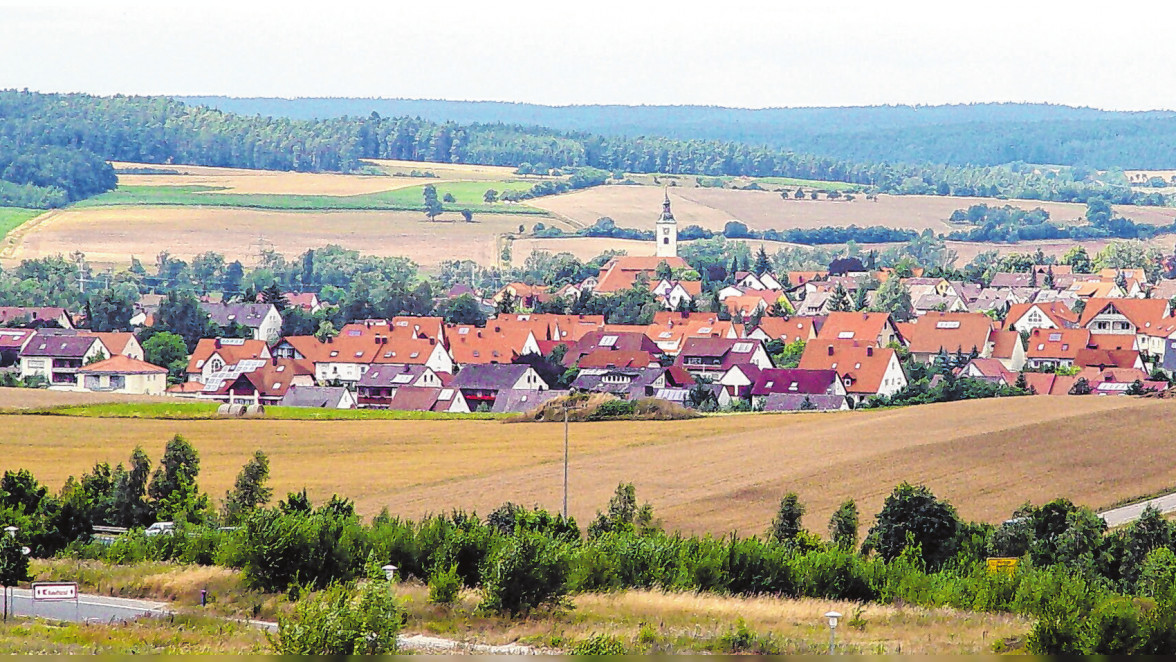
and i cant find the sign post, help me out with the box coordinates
[32,582,79,622]
[986,557,1019,576]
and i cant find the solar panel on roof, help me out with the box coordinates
[392,374,412,384]
[599,335,618,347]
[732,342,753,353]
[837,331,854,339]
[935,321,960,329]
[222,338,246,345]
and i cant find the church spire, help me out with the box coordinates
[659,187,675,223]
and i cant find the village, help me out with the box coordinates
[2,195,1172,414]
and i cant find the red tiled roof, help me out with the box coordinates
[903,312,994,355]
[1004,301,1080,330]
[1025,328,1092,360]
[186,338,271,374]
[749,317,818,344]
[816,312,897,346]
[798,340,898,395]
[750,368,840,396]
[78,355,167,375]
[1075,348,1141,370]
[1079,298,1169,329]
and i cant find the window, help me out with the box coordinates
[459,328,469,335]
[1048,333,1062,342]
[837,331,855,339]
[663,238,669,244]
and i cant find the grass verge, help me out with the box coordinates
[0,614,268,654]
[27,559,1029,655]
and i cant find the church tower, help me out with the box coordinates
[656,189,678,258]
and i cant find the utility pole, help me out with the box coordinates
[563,405,569,519]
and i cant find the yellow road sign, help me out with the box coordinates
[986,557,1019,575]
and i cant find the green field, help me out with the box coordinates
[0,207,42,239]
[75,180,547,215]
[4,401,509,421]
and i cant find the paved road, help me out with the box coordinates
[4,588,168,623]
[1100,492,1176,528]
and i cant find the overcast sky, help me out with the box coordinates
[4,0,1176,111]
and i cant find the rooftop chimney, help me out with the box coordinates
[827,345,835,356]
[867,346,874,357]
[214,338,222,349]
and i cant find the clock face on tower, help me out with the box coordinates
[663,227,670,235]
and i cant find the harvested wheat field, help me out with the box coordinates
[111,161,415,196]
[366,159,551,181]
[534,185,1176,233]
[2,395,1173,535]
[6,206,563,268]
[0,387,172,409]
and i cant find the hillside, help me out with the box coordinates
[178,96,1176,169]
[1,396,1170,536]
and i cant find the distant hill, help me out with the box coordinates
[177,97,1176,168]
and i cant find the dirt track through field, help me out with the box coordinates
[2,396,1171,535]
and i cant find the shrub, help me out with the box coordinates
[571,633,628,655]
[428,563,461,605]
[269,581,403,655]
[240,509,367,592]
[864,483,960,569]
[479,529,570,616]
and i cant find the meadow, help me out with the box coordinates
[75,181,545,214]
[1,395,1171,536]
[0,207,41,240]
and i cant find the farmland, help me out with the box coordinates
[0,395,1171,536]
[532,185,1176,233]
[5,206,560,268]
[0,207,41,240]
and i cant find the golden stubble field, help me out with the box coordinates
[532,185,1176,233]
[6,206,559,268]
[1,395,1171,535]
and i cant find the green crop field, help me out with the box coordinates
[0,207,41,239]
[75,180,547,215]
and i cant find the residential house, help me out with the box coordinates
[200,303,283,342]
[816,311,904,347]
[749,368,846,409]
[563,330,662,367]
[674,337,773,379]
[1079,298,1170,362]
[0,328,34,366]
[1024,328,1092,370]
[446,323,540,366]
[492,282,550,309]
[746,317,821,345]
[643,313,739,355]
[903,312,1026,370]
[798,340,907,404]
[385,386,470,413]
[199,357,315,405]
[276,326,452,384]
[452,364,548,409]
[490,389,568,413]
[571,365,693,400]
[356,364,452,408]
[76,356,168,396]
[651,279,702,310]
[19,333,108,389]
[1004,301,1080,332]
[278,385,357,409]
[763,393,850,412]
[0,307,73,329]
[186,338,272,384]
[593,256,691,294]
[87,332,144,360]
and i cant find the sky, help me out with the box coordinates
[4,0,1176,111]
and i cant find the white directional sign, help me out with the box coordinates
[32,582,78,602]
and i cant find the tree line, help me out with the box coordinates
[4,447,1176,654]
[0,91,1164,209]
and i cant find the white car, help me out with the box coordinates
[144,521,175,537]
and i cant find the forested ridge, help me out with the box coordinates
[180,95,1176,169]
[0,90,1165,209]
